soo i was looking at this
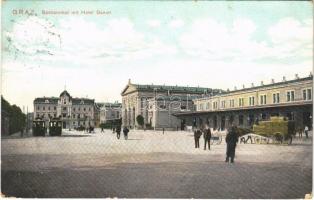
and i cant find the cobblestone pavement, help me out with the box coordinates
[1,129,312,198]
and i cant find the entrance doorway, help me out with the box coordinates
[213,116,217,130]
[62,122,66,129]
[181,119,186,130]
[303,112,312,130]
[221,116,225,130]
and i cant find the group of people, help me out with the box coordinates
[194,125,212,150]
[115,126,130,140]
[101,125,130,140]
[194,124,239,163]
[298,126,310,139]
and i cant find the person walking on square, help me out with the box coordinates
[225,125,239,163]
[116,125,121,139]
[305,126,309,139]
[203,125,212,150]
[298,128,303,138]
[194,129,202,148]
[123,127,129,140]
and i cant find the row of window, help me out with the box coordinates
[36,106,93,112]
[37,113,57,118]
[72,107,93,112]
[36,106,57,111]
[197,88,312,111]
[36,113,92,119]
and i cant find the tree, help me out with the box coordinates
[1,96,26,135]
[136,115,144,128]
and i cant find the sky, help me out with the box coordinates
[1,1,313,112]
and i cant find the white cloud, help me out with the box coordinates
[267,17,312,59]
[179,17,312,62]
[5,17,177,66]
[5,17,61,56]
[168,19,184,28]
[232,18,256,39]
[147,19,161,28]
[268,17,312,44]
[179,18,258,60]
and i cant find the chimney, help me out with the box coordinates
[295,74,299,79]
[242,84,245,89]
[251,83,254,87]
[271,79,275,84]
[261,81,264,86]
[283,76,286,82]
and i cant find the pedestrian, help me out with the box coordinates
[116,125,121,139]
[163,128,165,134]
[225,126,239,163]
[20,128,24,137]
[194,129,202,148]
[101,127,104,133]
[112,126,116,134]
[298,128,303,138]
[203,125,211,150]
[123,127,129,140]
[305,126,309,139]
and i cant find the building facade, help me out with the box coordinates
[147,96,196,130]
[94,103,104,128]
[174,74,313,131]
[99,102,122,124]
[33,90,95,129]
[121,79,221,129]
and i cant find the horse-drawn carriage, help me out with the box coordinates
[32,118,46,136]
[253,116,295,144]
[49,118,62,136]
[210,129,223,145]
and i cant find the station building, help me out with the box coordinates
[121,79,222,129]
[174,74,313,131]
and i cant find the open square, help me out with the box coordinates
[1,129,312,198]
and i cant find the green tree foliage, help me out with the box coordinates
[1,96,26,135]
[136,115,144,128]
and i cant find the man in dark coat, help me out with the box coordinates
[225,126,239,163]
[123,127,129,140]
[203,125,212,150]
[116,125,121,139]
[194,129,202,148]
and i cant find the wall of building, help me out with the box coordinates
[194,78,312,112]
[33,91,95,129]
[178,77,313,131]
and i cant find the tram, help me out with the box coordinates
[32,118,46,136]
[49,118,62,136]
